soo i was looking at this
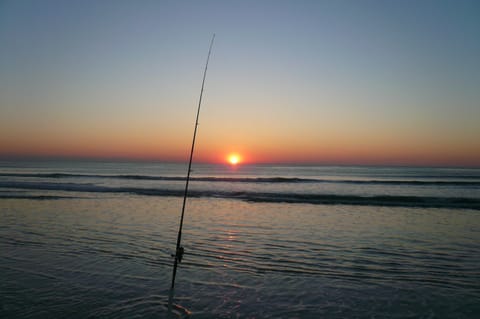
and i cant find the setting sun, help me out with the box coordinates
[227,153,241,165]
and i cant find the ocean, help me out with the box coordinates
[1,160,479,318]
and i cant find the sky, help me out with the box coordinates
[0,0,479,167]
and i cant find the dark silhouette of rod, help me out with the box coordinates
[168,34,215,314]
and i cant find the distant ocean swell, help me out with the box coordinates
[1,173,479,186]
[1,181,479,210]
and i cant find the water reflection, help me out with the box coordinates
[1,196,479,318]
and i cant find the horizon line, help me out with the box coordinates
[0,154,479,169]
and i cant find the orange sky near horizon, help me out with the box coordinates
[1,116,479,167]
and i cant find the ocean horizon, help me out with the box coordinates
[1,160,479,318]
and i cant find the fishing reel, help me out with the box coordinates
[172,246,185,263]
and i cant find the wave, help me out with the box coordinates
[1,181,479,210]
[0,194,79,200]
[1,173,479,186]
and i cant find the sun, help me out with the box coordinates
[227,153,241,165]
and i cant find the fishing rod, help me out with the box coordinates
[168,34,215,314]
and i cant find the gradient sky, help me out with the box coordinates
[1,0,479,167]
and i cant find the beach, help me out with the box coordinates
[1,161,479,318]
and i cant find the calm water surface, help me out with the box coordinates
[1,161,479,318]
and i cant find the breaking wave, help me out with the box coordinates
[1,173,479,186]
[1,181,479,210]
